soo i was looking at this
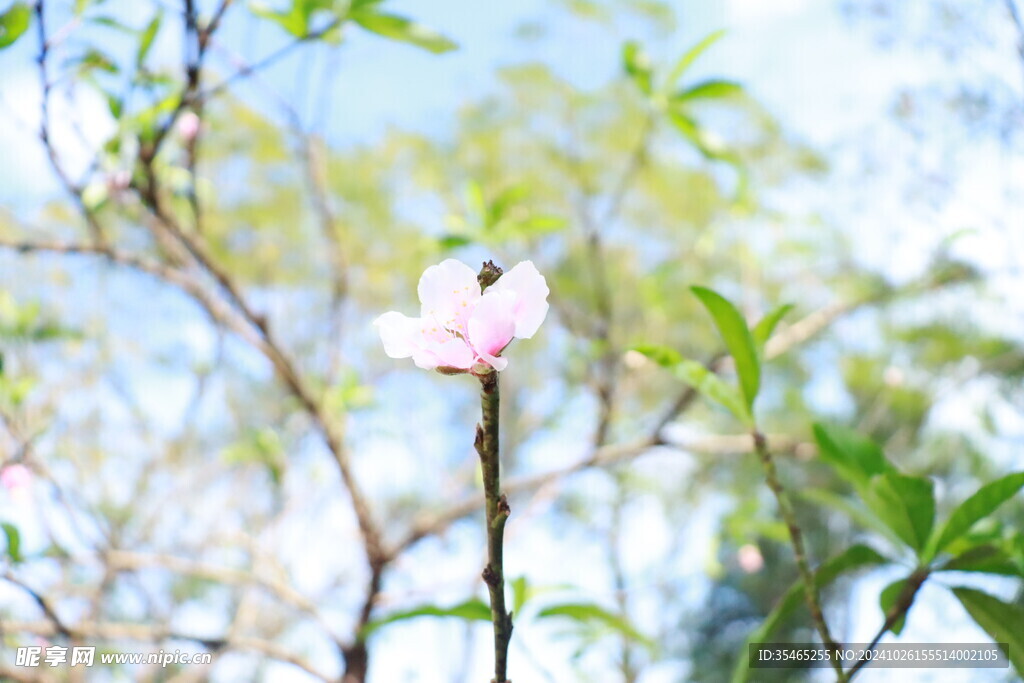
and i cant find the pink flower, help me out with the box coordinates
[375,259,549,372]
[1,463,32,492]
[107,169,131,193]
[177,111,201,142]
[737,544,764,574]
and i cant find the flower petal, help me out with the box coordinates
[1,464,32,491]
[468,289,517,361]
[490,260,549,339]
[411,347,441,370]
[476,351,509,372]
[430,338,476,369]
[417,259,481,332]
[373,311,419,358]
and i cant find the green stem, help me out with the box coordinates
[476,370,513,682]
[752,431,847,683]
[846,568,929,679]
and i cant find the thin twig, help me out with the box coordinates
[476,370,513,682]
[194,17,345,104]
[752,431,846,682]
[845,568,929,679]
[4,573,72,639]
[33,0,106,247]
[582,114,655,447]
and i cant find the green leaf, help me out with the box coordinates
[360,598,492,639]
[438,234,471,249]
[79,49,120,74]
[939,544,1022,577]
[929,471,1024,560]
[250,1,310,38]
[136,11,162,68]
[751,304,793,351]
[2,522,22,563]
[730,544,889,683]
[130,90,182,141]
[352,11,457,54]
[812,423,891,492]
[89,16,136,33]
[486,184,530,226]
[511,576,528,615]
[664,29,726,91]
[673,79,743,102]
[865,471,935,555]
[796,488,904,549]
[322,372,374,413]
[512,215,567,236]
[464,179,487,223]
[221,428,286,484]
[674,358,751,425]
[535,602,653,649]
[622,40,653,95]
[879,578,914,635]
[0,2,31,50]
[690,286,760,412]
[632,344,681,368]
[952,587,1024,677]
[104,91,123,119]
[669,111,734,162]
[634,345,751,425]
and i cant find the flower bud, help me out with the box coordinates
[1,463,32,496]
[177,111,201,142]
[477,260,504,291]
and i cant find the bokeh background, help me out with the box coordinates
[0,0,1022,681]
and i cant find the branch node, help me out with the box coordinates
[482,565,500,587]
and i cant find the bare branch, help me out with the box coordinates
[105,550,320,617]
[33,0,106,247]
[194,18,346,104]
[0,238,267,352]
[389,433,806,556]
[4,573,73,639]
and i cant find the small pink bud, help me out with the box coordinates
[177,111,201,142]
[737,544,764,574]
[108,169,131,192]
[883,366,905,387]
[1,463,32,493]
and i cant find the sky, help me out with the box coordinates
[1,0,1023,681]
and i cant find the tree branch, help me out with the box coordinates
[475,371,513,682]
[33,0,106,247]
[845,568,929,679]
[751,431,846,682]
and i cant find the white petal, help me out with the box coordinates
[373,312,419,358]
[411,348,441,370]
[490,260,549,339]
[417,259,481,327]
[430,338,477,369]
